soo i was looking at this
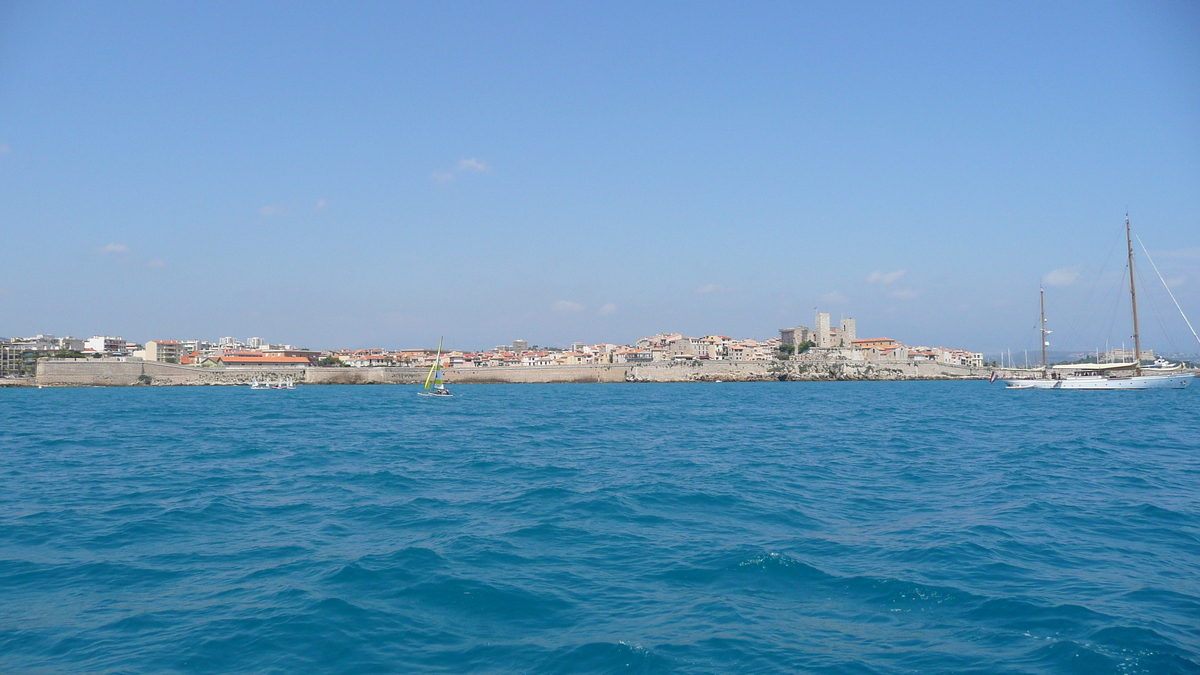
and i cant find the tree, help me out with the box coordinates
[50,350,87,359]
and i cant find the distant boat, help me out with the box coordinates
[250,376,295,389]
[1000,217,1191,390]
[418,337,453,397]
[1145,357,1182,371]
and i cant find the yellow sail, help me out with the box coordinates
[424,338,443,390]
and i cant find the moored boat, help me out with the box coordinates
[1000,216,1192,391]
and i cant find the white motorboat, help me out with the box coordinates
[251,376,295,389]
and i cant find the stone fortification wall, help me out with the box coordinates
[304,367,426,385]
[35,359,430,387]
[767,360,989,381]
[35,358,1000,387]
[36,359,147,386]
[444,365,630,383]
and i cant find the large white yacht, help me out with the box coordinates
[1000,217,1193,391]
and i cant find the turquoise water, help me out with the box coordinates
[1,382,1198,674]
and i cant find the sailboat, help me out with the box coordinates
[418,337,453,397]
[1001,216,1191,390]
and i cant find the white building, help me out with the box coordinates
[7,334,85,353]
[84,336,127,356]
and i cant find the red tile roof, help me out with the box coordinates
[217,356,311,364]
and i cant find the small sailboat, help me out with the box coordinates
[249,378,270,390]
[418,337,453,397]
[1000,216,1192,390]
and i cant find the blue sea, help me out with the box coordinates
[1,382,1198,674]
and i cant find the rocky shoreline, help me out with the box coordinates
[12,358,1008,387]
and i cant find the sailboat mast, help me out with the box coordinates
[1040,286,1048,372]
[1126,216,1141,373]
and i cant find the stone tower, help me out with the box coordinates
[815,312,831,348]
[840,318,856,346]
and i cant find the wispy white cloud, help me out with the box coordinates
[432,158,492,184]
[553,300,584,313]
[1042,266,1082,287]
[889,288,921,300]
[315,199,328,210]
[867,270,905,284]
[458,158,490,173]
[99,243,129,254]
[146,259,166,268]
[819,291,848,304]
[260,204,288,217]
[1164,275,1186,288]
[598,303,617,315]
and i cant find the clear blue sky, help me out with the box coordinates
[2,1,1198,353]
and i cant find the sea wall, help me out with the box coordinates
[34,359,428,386]
[34,358,1001,386]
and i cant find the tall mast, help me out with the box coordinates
[1126,215,1142,374]
[1040,286,1048,372]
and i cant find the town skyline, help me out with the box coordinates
[8,299,1193,378]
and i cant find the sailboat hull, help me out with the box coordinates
[1004,372,1192,390]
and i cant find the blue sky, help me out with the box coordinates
[1,1,1198,353]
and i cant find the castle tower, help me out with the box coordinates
[840,318,856,346]
[815,312,831,348]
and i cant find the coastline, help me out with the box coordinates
[16,358,1007,387]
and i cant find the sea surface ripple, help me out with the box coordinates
[1,382,1198,674]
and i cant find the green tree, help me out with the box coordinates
[50,350,87,359]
